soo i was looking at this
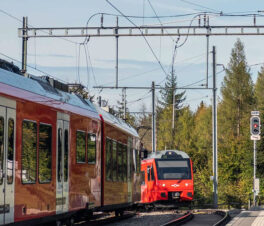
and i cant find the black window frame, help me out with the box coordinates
[22,120,37,184]
[64,129,69,182]
[57,128,62,182]
[0,117,4,185]
[7,118,14,185]
[155,159,192,180]
[150,165,155,181]
[38,123,52,184]
[112,140,117,182]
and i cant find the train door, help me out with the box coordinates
[56,113,69,214]
[147,164,155,202]
[0,97,16,225]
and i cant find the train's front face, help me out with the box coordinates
[155,156,193,202]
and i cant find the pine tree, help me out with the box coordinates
[159,72,185,108]
[254,67,264,188]
[218,39,254,206]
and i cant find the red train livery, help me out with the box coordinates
[0,65,141,225]
[140,150,194,206]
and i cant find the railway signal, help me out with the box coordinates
[250,111,261,207]
[250,116,261,139]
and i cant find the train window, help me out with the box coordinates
[22,121,37,184]
[87,134,96,164]
[7,119,14,184]
[39,124,52,183]
[140,171,145,185]
[123,145,127,182]
[0,117,4,185]
[64,130,69,182]
[151,166,155,181]
[156,160,191,180]
[106,138,112,181]
[76,131,86,163]
[117,143,123,182]
[112,141,117,181]
[147,166,151,181]
[58,128,62,182]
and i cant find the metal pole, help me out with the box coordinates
[22,16,28,76]
[206,34,209,88]
[172,88,175,129]
[212,46,218,208]
[152,81,156,153]
[253,140,256,206]
[115,17,119,88]
[123,88,126,120]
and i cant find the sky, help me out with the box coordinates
[1,0,264,115]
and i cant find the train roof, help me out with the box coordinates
[146,150,190,160]
[96,106,139,138]
[0,68,99,119]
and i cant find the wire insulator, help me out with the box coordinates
[101,14,104,28]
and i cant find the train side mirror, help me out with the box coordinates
[193,167,196,173]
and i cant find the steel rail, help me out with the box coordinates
[213,211,231,226]
[160,212,194,226]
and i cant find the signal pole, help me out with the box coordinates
[253,139,256,206]
[212,46,218,208]
[250,113,261,207]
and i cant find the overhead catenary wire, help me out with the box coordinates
[180,0,221,13]
[105,0,168,78]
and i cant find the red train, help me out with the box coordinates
[140,150,194,206]
[0,62,141,225]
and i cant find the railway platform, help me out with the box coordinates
[227,207,264,226]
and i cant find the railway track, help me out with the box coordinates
[160,209,230,226]
[74,209,230,226]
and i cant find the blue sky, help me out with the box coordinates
[1,0,264,113]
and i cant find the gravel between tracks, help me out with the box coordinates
[107,210,183,226]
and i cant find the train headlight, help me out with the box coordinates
[162,183,166,187]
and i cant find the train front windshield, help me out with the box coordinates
[156,159,191,180]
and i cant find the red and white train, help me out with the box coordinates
[0,61,141,225]
[140,150,194,206]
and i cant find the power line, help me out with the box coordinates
[105,0,168,78]
[0,8,78,44]
[0,51,66,83]
[180,0,221,13]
